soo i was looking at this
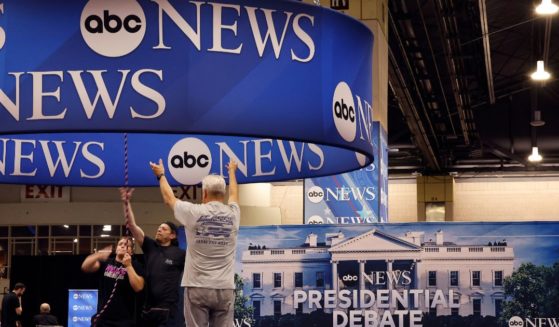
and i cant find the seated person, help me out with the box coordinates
[33,303,59,326]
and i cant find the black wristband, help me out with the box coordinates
[157,173,165,181]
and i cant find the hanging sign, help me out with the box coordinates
[0,0,374,186]
[304,122,388,224]
[68,289,98,327]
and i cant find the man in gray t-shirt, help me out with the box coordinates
[150,159,240,327]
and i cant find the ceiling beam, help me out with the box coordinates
[483,141,529,167]
[389,53,441,171]
[415,0,458,139]
[433,0,473,145]
[388,9,441,171]
[479,0,496,104]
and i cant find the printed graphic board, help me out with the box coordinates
[304,122,388,224]
[0,0,374,186]
[68,289,97,327]
[230,222,559,327]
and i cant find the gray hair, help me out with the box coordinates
[202,175,226,197]
[40,303,51,313]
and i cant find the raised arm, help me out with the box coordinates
[120,188,145,246]
[81,246,112,273]
[227,160,238,204]
[122,253,144,293]
[150,159,177,210]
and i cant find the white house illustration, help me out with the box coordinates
[241,228,514,319]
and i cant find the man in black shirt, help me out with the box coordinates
[1,283,25,327]
[120,188,186,327]
[33,303,59,326]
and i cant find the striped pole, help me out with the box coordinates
[93,133,132,327]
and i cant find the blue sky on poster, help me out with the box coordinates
[235,222,559,271]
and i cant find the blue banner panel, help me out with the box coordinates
[378,123,388,221]
[0,133,369,186]
[304,164,380,224]
[68,289,97,327]
[0,0,374,186]
[304,121,386,223]
[233,222,559,327]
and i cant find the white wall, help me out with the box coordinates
[0,184,292,229]
[454,176,559,221]
[388,178,418,222]
[239,184,272,206]
[387,176,559,222]
[271,184,304,225]
[2,176,558,229]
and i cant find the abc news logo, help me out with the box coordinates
[170,152,210,169]
[306,186,324,203]
[341,274,359,286]
[73,305,93,311]
[334,99,354,123]
[73,293,93,300]
[307,215,324,224]
[341,273,359,286]
[168,137,212,185]
[332,81,356,142]
[80,0,146,57]
[508,317,523,326]
[342,274,358,282]
[331,81,373,166]
[84,10,141,34]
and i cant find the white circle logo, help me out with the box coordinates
[73,305,78,311]
[80,0,146,57]
[509,317,524,326]
[307,186,324,203]
[332,81,356,142]
[73,317,78,322]
[168,137,212,185]
[307,215,324,224]
[73,294,78,299]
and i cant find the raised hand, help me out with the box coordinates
[120,187,135,202]
[149,158,165,177]
[96,245,113,261]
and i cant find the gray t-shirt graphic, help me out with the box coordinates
[174,200,240,289]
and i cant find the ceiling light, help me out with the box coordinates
[536,0,559,15]
[63,224,69,228]
[528,147,543,162]
[530,110,546,127]
[531,61,551,81]
[100,234,110,238]
[102,225,112,231]
[73,238,78,243]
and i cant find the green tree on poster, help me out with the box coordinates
[234,273,255,324]
[545,262,559,316]
[502,262,559,321]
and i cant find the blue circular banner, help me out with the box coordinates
[0,0,373,185]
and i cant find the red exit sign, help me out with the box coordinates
[22,185,69,202]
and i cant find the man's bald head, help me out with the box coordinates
[40,303,51,313]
